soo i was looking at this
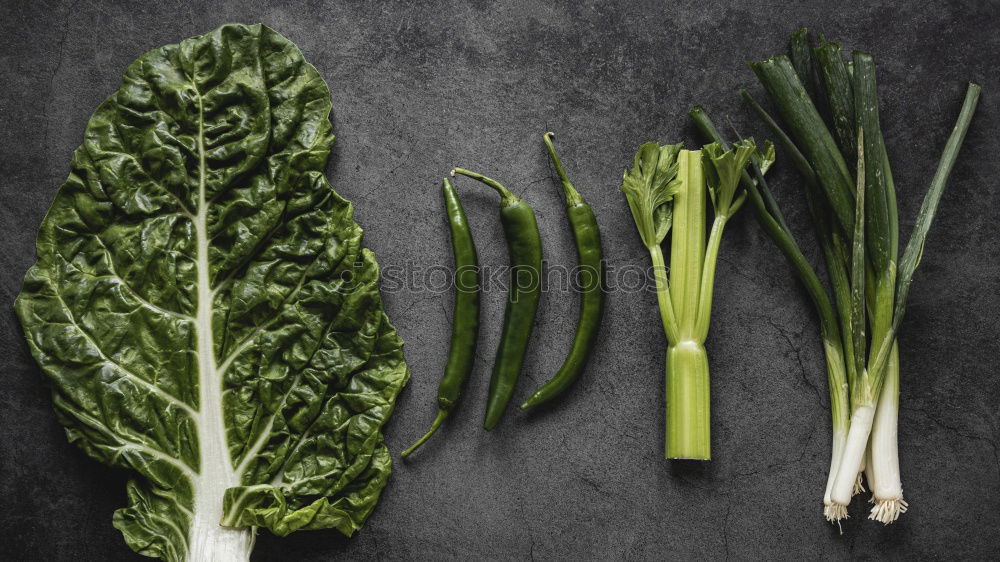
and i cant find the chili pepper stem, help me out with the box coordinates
[542,132,585,206]
[401,410,448,458]
[451,168,519,205]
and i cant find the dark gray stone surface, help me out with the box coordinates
[1,0,997,560]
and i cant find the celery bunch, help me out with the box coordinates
[620,141,755,460]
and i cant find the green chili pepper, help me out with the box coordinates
[521,133,605,409]
[451,167,542,430]
[401,178,481,457]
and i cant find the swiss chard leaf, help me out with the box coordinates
[15,24,409,561]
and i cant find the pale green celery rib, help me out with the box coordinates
[649,244,680,344]
[666,341,710,460]
[669,150,705,338]
[694,215,727,342]
[664,149,711,460]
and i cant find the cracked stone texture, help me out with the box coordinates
[1,0,998,560]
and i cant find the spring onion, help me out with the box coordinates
[691,29,980,525]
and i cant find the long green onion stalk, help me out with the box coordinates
[691,29,980,524]
[620,141,754,460]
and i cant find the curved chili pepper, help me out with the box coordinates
[451,167,542,430]
[521,133,605,409]
[401,178,480,457]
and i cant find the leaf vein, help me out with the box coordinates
[50,279,198,416]
[91,233,194,321]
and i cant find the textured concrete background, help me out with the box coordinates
[1,0,998,560]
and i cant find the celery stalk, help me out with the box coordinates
[622,140,754,460]
[670,150,706,336]
[666,341,711,459]
[666,149,711,459]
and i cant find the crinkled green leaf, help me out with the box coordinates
[702,140,755,215]
[756,140,777,175]
[620,142,682,248]
[15,23,408,562]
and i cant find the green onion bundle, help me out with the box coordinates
[691,29,980,525]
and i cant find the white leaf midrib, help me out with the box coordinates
[188,84,253,562]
